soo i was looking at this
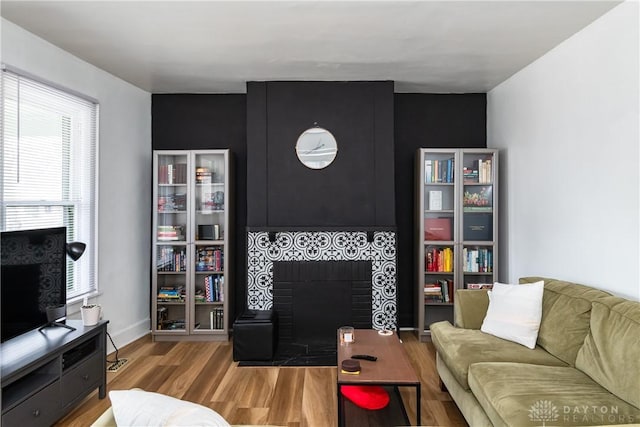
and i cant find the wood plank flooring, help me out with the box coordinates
[55,331,468,427]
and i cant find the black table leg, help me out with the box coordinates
[337,384,344,427]
[416,383,421,426]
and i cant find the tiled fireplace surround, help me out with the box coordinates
[247,230,398,330]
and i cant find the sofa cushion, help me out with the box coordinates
[430,320,567,390]
[480,281,544,349]
[575,296,640,409]
[519,277,611,365]
[468,362,640,427]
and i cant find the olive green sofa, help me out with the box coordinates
[430,277,640,427]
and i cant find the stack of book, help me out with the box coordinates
[463,159,492,184]
[157,225,184,241]
[463,167,479,183]
[424,279,454,303]
[157,286,185,302]
[158,194,186,212]
[196,167,212,184]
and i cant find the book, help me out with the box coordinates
[425,160,433,183]
[463,213,492,241]
[425,218,452,241]
[463,186,492,211]
[429,190,443,210]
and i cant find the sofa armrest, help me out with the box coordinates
[453,289,489,329]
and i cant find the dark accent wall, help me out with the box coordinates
[152,94,247,320]
[151,90,487,329]
[247,81,395,227]
[394,93,486,326]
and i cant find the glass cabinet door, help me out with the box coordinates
[154,152,189,333]
[192,152,227,333]
[420,150,457,330]
[461,151,497,290]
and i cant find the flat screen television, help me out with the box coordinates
[1,226,67,343]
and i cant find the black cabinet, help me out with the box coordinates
[1,320,108,427]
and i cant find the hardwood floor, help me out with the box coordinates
[55,331,468,427]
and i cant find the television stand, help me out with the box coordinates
[38,321,77,332]
[1,320,108,427]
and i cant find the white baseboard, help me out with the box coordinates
[106,318,150,355]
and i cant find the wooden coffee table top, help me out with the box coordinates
[337,329,420,385]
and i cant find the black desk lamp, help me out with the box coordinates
[66,241,86,261]
[39,241,87,332]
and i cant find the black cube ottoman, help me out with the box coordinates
[233,309,277,361]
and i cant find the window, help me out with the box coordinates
[1,68,98,300]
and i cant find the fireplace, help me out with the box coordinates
[273,260,372,353]
[246,230,397,331]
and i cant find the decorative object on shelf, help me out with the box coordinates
[295,125,338,169]
[81,301,102,327]
[428,190,443,210]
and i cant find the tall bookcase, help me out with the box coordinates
[415,148,498,340]
[152,149,233,341]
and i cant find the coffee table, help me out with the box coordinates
[336,329,421,426]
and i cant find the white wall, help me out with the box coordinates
[488,2,639,300]
[1,19,152,349]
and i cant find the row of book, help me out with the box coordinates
[425,158,455,183]
[196,247,224,272]
[426,247,454,272]
[158,163,188,185]
[157,225,185,241]
[424,279,454,303]
[158,194,186,212]
[157,285,185,302]
[463,159,493,184]
[157,246,187,272]
[201,308,225,330]
[195,275,225,302]
[463,248,493,273]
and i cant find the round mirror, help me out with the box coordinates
[295,127,338,169]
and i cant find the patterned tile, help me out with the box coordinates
[247,231,397,330]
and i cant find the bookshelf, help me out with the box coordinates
[415,148,498,340]
[152,150,233,341]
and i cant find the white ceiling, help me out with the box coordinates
[1,1,621,94]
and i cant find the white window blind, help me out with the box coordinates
[1,68,98,300]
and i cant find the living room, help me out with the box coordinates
[1,1,638,426]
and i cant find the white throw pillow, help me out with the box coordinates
[480,280,544,349]
[109,390,231,427]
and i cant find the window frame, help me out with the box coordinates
[0,65,99,302]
